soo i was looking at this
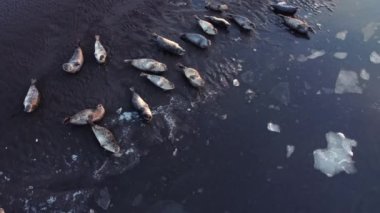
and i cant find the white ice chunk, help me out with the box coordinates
[360,69,370,80]
[286,145,295,158]
[362,22,380,42]
[370,51,380,64]
[307,50,326,60]
[336,30,348,40]
[233,79,240,87]
[333,52,348,59]
[334,70,363,94]
[313,132,357,177]
[267,122,281,133]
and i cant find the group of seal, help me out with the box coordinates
[270,1,315,37]
[22,1,315,155]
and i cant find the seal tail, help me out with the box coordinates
[95,35,100,41]
[193,15,200,20]
[140,73,149,77]
[123,59,133,63]
[63,117,71,124]
[129,87,135,92]
[76,39,81,47]
[30,78,37,85]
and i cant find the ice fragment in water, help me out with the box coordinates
[336,30,348,40]
[313,132,357,177]
[270,82,290,105]
[96,187,111,210]
[333,52,348,59]
[362,22,380,42]
[360,69,370,80]
[286,145,295,158]
[119,111,139,122]
[245,89,257,103]
[307,50,326,60]
[46,196,56,205]
[370,51,380,64]
[233,79,240,87]
[334,70,363,94]
[116,107,122,114]
[267,122,281,133]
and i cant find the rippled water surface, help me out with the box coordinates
[1,0,380,212]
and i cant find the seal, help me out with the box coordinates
[62,42,84,73]
[205,2,228,12]
[63,104,105,125]
[91,124,121,154]
[227,14,256,31]
[177,63,205,88]
[94,35,107,64]
[130,87,152,122]
[23,79,41,113]
[194,15,218,35]
[124,58,167,73]
[140,73,175,91]
[280,15,315,35]
[271,2,298,16]
[152,33,186,56]
[204,15,231,28]
[180,33,211,49]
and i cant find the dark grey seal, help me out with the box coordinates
[180,33,211,49]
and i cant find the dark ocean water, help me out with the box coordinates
[1,0,380,212]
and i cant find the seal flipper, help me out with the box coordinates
[63,117,71,124]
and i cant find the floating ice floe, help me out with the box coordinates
[333,52,348,60]
[96,187,111,210]
[119,111,139,122]
[334,70,363,94]
[270,82,290,105]
[362,22,380,42]
[370,51,380,64]
[297,50,326,62]
[267,122,281,133]
[286,145,295,158]
[233,79,240,87]
[313,132,357,177]
[360,69,370,80]
[336,30,348,40]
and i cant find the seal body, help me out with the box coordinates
[205,3,228,12]
[271,2,298,15]
[91,124,120,154]
[281,15,314,35]
[194,15,218,35]
[204,15,231,28]
[152,33,186,56]
[140,73,175,91]
[177,63,205,88]
[23,79,40,113]
[62,46,84,73]
[64,104,105,125]
[130,88,152,122]
[94,35,107,64]
[227,14,256,31]
[180,33,211,48]
[124,58,167,73]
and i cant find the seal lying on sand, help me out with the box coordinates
[194,15,218,35]
[140,73,175,91]
[271,2,298,15]
[130,87,152,122]
[152,33,186,56]
[63,104,105,125]
[94,35,107,64]
[205,2,228,12]
[23,79,41,113]
[62,43,84,73]
[91,124,121,154]
[124,58,167,73]
[227,14,256,31]
[180,33,211,48]
[280,15,315,36]
[177,63,205,88]
[204,15,231,28]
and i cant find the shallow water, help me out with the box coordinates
[1,0,380,212]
